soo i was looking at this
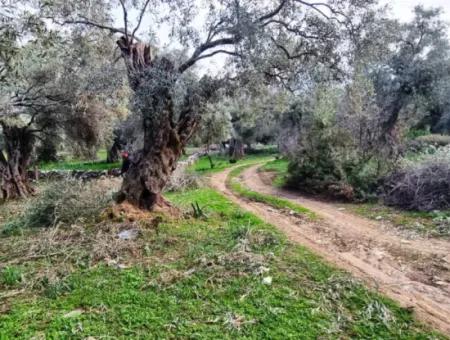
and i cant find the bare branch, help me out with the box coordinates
[263,19,321,39]
[131,0,152,42]
[54,18,141,42]
[258,0,288,22]
[119,0,129,42]
[179,37,240,73]
[293,0,348,24]
[269,36,316,60]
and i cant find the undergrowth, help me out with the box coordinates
[0,188,443,338]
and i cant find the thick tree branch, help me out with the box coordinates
[179,37,240,73]
[258,0,288,22]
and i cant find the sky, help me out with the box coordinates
[388,0,450,22]
[113,0,450,74]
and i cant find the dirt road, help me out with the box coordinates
[210,165,450,335]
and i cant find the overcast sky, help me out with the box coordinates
[388,0,450,22]
[113,0,450,74]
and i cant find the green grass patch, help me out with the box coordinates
[38,160,120,171]
[0,188,442,338]
[1,266,23,287]
[259,158,289,187]
[227,165,315,219]
[346,202,450,238]
[190,153,275,175]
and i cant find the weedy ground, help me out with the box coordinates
[0,155,445,338]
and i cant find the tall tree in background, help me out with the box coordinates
[372,6,450,137]
[0,4,124,200]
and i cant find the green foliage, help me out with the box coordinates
[191,201,206,218]
[0,188,440,338]
[407,129,430,140]
[1,266,23,287]
[284,81,395,201]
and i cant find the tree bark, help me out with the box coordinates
[115,37,198,210]
[0,124,35,201]
[229,138,245,161]
[107,129,125,163]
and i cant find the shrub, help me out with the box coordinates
[383,147,450,211]
[4,179,114,230]
[165,165,201,192]
[282,78,399,201]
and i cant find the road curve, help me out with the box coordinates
[209,164,450,335]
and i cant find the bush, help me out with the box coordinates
[3,179,114,231]
[383,147,450,211]
[165,165,201,192]
[282,79,398,201]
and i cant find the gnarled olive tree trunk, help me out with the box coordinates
[0,124,35,201]
[115,37,198,210]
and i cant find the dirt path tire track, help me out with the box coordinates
[209,165,450,335]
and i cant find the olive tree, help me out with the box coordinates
[0,5,124,200]
[372,6,450,137]
[44,0,379,210]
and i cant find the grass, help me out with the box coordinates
[259,158,289,187]
[38,160,121,171]
[1,188,442,338]
[37,147,199,172]
[190,153,275,175]
[345,203,450,238]
[0,187,443,338]
[36,148,120,171]
[227,164,316,219]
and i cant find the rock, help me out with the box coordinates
[443,255,450,264]
[262,276,272,285]
[63,309,84,318]
[254,266,270,275]
[117,229,139,240]
[375,216,383,221]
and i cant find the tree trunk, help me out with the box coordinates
[107,129,125,163]
[107,141,122,163]
[229,138,245,161]
[115,37,198,211]
[0,124,35,201]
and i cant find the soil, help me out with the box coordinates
[210,165,450,335]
